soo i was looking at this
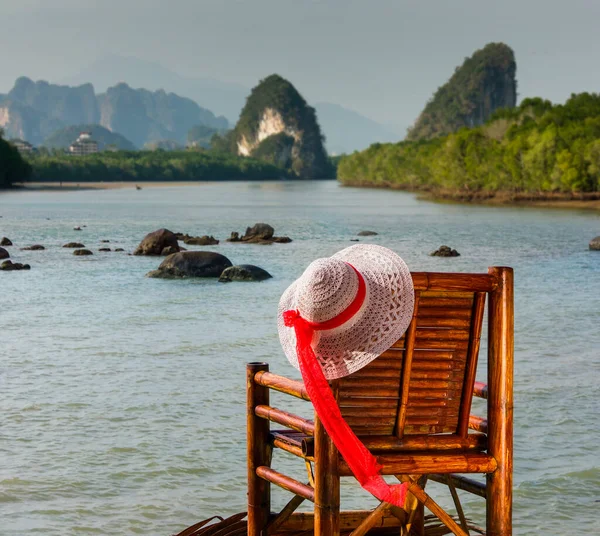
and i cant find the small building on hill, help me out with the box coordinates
[10,139,34,153]
[69,132,99,155]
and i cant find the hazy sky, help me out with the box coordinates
[2,0,600,130]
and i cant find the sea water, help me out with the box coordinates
[1,181,599,534]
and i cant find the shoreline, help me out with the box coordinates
[6,181,214,191]
[341,182,600,210]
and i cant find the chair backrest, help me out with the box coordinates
[338,271,496,443]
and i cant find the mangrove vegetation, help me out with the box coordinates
[338,93,600,199]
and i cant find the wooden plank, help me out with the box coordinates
[338,453,497,476]
[411,272,496,292]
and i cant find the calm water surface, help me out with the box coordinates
[1,181,599,535]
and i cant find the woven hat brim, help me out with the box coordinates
[278,244,414,380]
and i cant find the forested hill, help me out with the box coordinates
[407,43,517,141]
[338,93,600,198]
[213,74,332,179]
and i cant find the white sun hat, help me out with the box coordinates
[278,243,415,380]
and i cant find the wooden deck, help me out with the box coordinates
[173,512,485,536]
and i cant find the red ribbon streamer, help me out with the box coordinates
[283,263,407,508]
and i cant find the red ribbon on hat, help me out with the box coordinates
[283,263,408,508]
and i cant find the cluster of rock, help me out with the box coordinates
[134,227,277,281]
[175,233,219,246]
[134,224,292,258]
[430,245,461,257]
[226,223,291,244]
[1,260,30,271]
[146,251,272,282]
[62,241,124,253]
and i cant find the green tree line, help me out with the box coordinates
[0,129,32,188]
[338,93,600,197]
[25,150,286,182]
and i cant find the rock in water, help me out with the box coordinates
[219,264,273,282]
[430,245,460,257]
[1,260,30,271]
[63,242,85,248]
[73,249,93,256]
[146,251,233,279]
[357,230,378,236]
[1,237,12,246]
[0,247,9,260]
[183,235,219,246]
[133,229,180,256]
[98,248,111,252]
[232,74,332,179]
[20,245,45,251]
[244,223,274,241]
[590,236,600,251]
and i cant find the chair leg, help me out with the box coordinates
[247,363,271,536]
[486,266,514,536]
[314,414,340,535]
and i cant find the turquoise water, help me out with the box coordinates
[1,181,599,535]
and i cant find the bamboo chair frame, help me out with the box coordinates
[247,267,513,536]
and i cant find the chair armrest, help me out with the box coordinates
[255,405,315,435]
[254,371,310,401]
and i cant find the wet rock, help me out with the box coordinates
[357,230,378,236]
[20,245,45,251]
[99,248,111,252]
[1,237,12,246]
[134,229,180,256]
[227,231,241,242]
[73,249,93,256]
[184,235,219,246]
[63,242,85,248]
[146,251,232,279]
[1,260,30,271]
[74,226,82,231]
[349,239,359,242]
[0,247,9,259]
[100,240,110,243]
[115,248,125,252]
[590,236,600,251]
[161,245,179,256]
[219,264,273,282]
[430,245,460,257]
[227,223,291,244]
[244,223,274,240]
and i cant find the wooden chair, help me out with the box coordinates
[247,267,513,536]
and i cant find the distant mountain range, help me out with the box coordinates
[313,102,399,154]
[0,77,228,148]
[0,56,402,153]
[61,55,400,153]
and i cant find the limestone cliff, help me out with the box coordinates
[232,75,331,179]
[8,77,99,125]
[407,43,517,141]
[0,99,63,145]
